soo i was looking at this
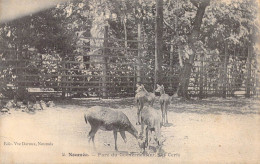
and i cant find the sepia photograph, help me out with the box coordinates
[0,0,259,163]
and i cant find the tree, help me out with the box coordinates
[1,0,258,98]
[200,0,259,97]
[154,0,164,89]
[177,0,210,99]
[0,7,76,98]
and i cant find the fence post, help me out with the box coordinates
[61,58,66,98]
[222,43,228,98]
[102,26,108,98]
[199,54,204,99]
[246,45,252,98]
[16,45,27,99]
[133,65,136,94]
[205,67,208,98]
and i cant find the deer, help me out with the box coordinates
[84,106,140,151]
[155,84,171,125]
[135,84,156,125]
[139,106,162,151]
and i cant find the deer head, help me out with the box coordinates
[135,84,146,93]
[155,84,164,94]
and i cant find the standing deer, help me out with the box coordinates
[155,84,171,125]
[135,84,156,125]
[140,106,162,151]
[84,106,140,151]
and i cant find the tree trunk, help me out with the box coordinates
[16,44,27,100]
[123,14,127,55]
[177,0,210,99]
[222,43,228,98]
[137,22,142,84]
[246,45,252,98]
[169,37,174,89]
[199,54,204,99]
[154,0,164,91]
[61,58,66,98]
[102,26,108,98]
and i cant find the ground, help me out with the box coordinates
[0,97,259,163]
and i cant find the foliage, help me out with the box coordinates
[0,0,259,97]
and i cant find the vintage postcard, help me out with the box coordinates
[0,0,259,163]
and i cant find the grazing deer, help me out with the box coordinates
[84,106,139,151]
[155,84,171,125]
[135,84,156,125]
[140,106,162,151]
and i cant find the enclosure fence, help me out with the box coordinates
[188,46,258,98]
[0,37,258,99]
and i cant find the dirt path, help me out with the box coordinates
[0,98,259,163]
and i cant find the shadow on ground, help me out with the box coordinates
[169,97,259,115]
[55,98,134,109]
[54,97,259,115]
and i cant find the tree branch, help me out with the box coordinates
[200,0,210,8]
[190,0,199,8]
[190,0,210,8]
[163,18,174,30]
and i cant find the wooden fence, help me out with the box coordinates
[0,27,150,99]
[0,35,258,99]
[187,46,258,98]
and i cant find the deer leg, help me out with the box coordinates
[145,126,149,148]
[148,130,152,143]
[88,126,98,148]
[137,101,139,113]
[92,135,96,149]
[164,109,166,125]
[139,103,144,124]
[120,131,127,143]
[136,101,140,125]
[88,130,93,143]
[137,102,143,125]
[165,106,168,124]
[91,127,98,148]
[140,119,144,138]
[137,108,140,125]
[160,103,164,125]
[155,126,161,146]
[165,103,168,124]
[163,103,166,125]
[113,131,118,151]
